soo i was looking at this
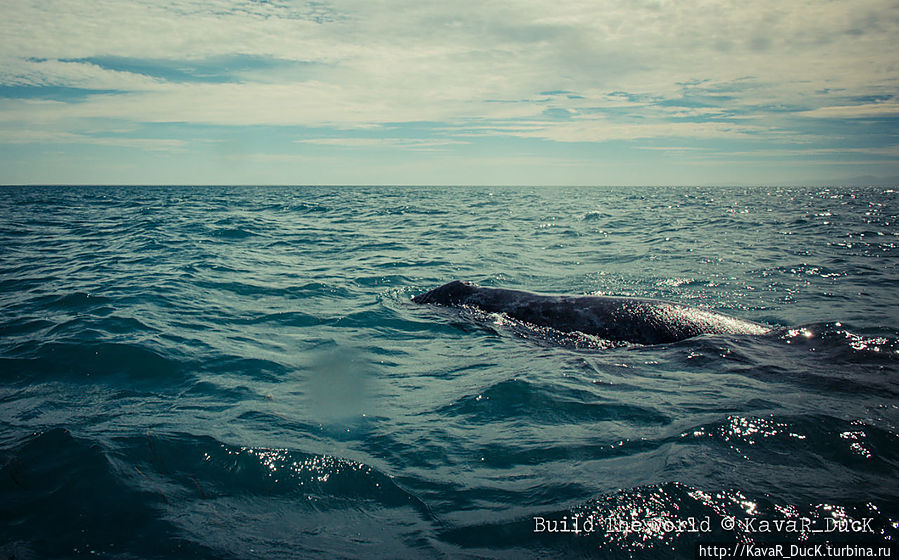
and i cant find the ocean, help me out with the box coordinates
[0,185,896,559]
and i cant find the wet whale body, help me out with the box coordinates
[413,281,772,345]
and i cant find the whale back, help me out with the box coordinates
[413,281,771,345]
[412,280,480,305]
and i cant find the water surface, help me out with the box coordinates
[1,185,896,558]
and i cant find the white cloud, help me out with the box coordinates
[0,0,897,146]
[0,83,533,129]
[0,127,185,150]
[798,102,899,119]
[0,57,167,90]
[705,145,899,158]
[295,137,467,150]
[457,117,774,143]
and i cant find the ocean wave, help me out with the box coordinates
[1,340,185,385]
[0,428,436,559]
[441,378,671,426]
[440,482,898,557]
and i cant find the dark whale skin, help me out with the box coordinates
[413,280,771,345]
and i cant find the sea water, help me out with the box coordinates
[0,185,896,559]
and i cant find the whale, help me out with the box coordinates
[412,281,772,345]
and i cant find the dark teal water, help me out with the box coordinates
[1,185,897,559]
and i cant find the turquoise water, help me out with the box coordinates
[0,185,897,559]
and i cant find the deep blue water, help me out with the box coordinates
[0,185,897,559]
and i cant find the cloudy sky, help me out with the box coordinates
[1,0,898,185]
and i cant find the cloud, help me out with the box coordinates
[0,81,541,128]
[638,145,899,162]
[0,57,167,90]
[4,1,897,104]
[0,0,897,184]
[457,118,773,143]
[0,127,186,150]
[798,102,899,119]
[295,137,468,150]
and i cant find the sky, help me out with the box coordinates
[1,0,898,186]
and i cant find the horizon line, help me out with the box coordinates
[3,183,897,188]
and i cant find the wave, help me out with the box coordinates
[440,377,671,426]
[778,322,899,362]
[0,428,221,559]
[0,340,184,385]
[440,482,898,558]
[0,428,435,559]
